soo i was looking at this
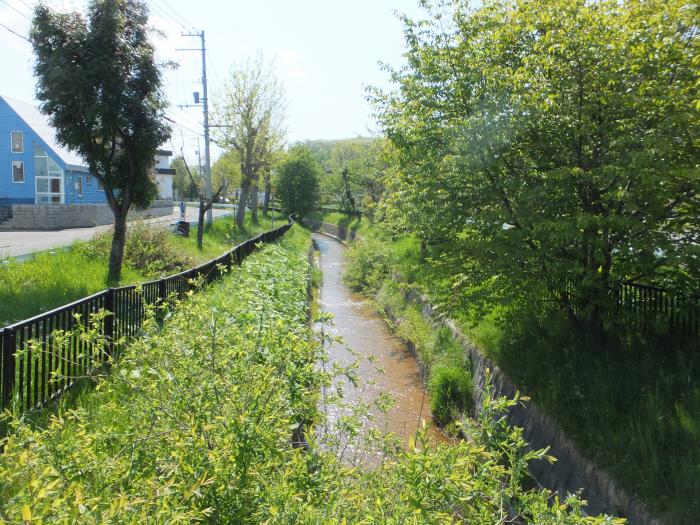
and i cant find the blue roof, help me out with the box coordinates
[1,95,89,172]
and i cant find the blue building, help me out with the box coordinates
[0,95,107,206]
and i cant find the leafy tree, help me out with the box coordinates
[214,55,286,228]
[30,0,170,283]
[375,0,699,339]
[275,146,320,218]
[211,149,242,203]
[301,137,389,217]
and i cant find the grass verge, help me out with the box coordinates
[0,211,287,325]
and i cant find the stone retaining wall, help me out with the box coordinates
[0,200,173,230]
[304,219,661,525]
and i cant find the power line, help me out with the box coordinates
[168,104,204,129]
[0,21,30,42]
[164,114,203,137]
[145,0,184,31]
[0,0,30,20]
[152,0,194,31]
[145,0,193,33]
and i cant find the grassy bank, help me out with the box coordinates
[319,211,698,523]
[0,225,620,523]
[0,211,286,325]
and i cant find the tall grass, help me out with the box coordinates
[0,251,142,325]
[0,211,288,326]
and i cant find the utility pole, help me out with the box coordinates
[180,30,213,224]
[196,139,203,177]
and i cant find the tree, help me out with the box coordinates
[31,0,170,283]
[214,55,286,229]
[275,146,320,218]
[175,144,227,249]
[211,149,241,203]
[375,0,699,340]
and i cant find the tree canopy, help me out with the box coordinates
[214,55,286,227]
[275,146,321,218]
[375,0,699,337]
[31,0,170,282]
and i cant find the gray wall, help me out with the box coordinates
[0,200,173,230]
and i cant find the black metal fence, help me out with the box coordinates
[615,280,698,342]
[0,220,293,414]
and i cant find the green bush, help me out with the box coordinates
[78,221,191,277]
[344,238,391,292]
[429,364,474,427]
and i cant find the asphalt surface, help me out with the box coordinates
[0,206,233,259]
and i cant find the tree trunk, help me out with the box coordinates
[107,210,128,284]
[263,175,271,217]
[197,197,206,249]
[249,182,259,225]
[236,181,249,229]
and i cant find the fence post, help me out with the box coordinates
[104,288,115,359]
[158,279,167,323]
[2,328,16,410]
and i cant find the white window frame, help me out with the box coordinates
[75,176,84,197]
[12,161,24,183]
[10,131,23,154]
[33,144,64,204]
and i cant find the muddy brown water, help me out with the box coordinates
[313,233,446,460]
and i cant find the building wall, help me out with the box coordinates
[64,170,108,204]
[155,154,170,170]
[0,98,40,205]
[155,174,173,199]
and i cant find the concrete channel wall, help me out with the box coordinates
[304,219,661,525]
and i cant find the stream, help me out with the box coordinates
[313,233,446,461]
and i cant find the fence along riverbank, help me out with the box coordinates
[0,218,293,414]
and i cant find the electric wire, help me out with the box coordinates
[0,21,29,42]
[0,0,30,20]
[151,0,195,31]
[145,0,186,32]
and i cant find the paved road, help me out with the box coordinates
[0,206,233,259]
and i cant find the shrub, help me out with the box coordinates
[78,222,191,277]
[344,238,391,292]
[429,364,474,427]
[275,145,321,217]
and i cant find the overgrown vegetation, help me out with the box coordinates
[0,226,622,524]
[0,212,285,325]
[336,213,698,522]
[373,0,698,341]
[275,145,321,218]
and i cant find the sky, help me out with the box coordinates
[0,0,426,163]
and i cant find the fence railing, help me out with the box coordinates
[615,280,698,341]
[0,219,293,414]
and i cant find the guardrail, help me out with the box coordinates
[0,218,293,414]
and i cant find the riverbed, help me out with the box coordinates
[313,233,445,462]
